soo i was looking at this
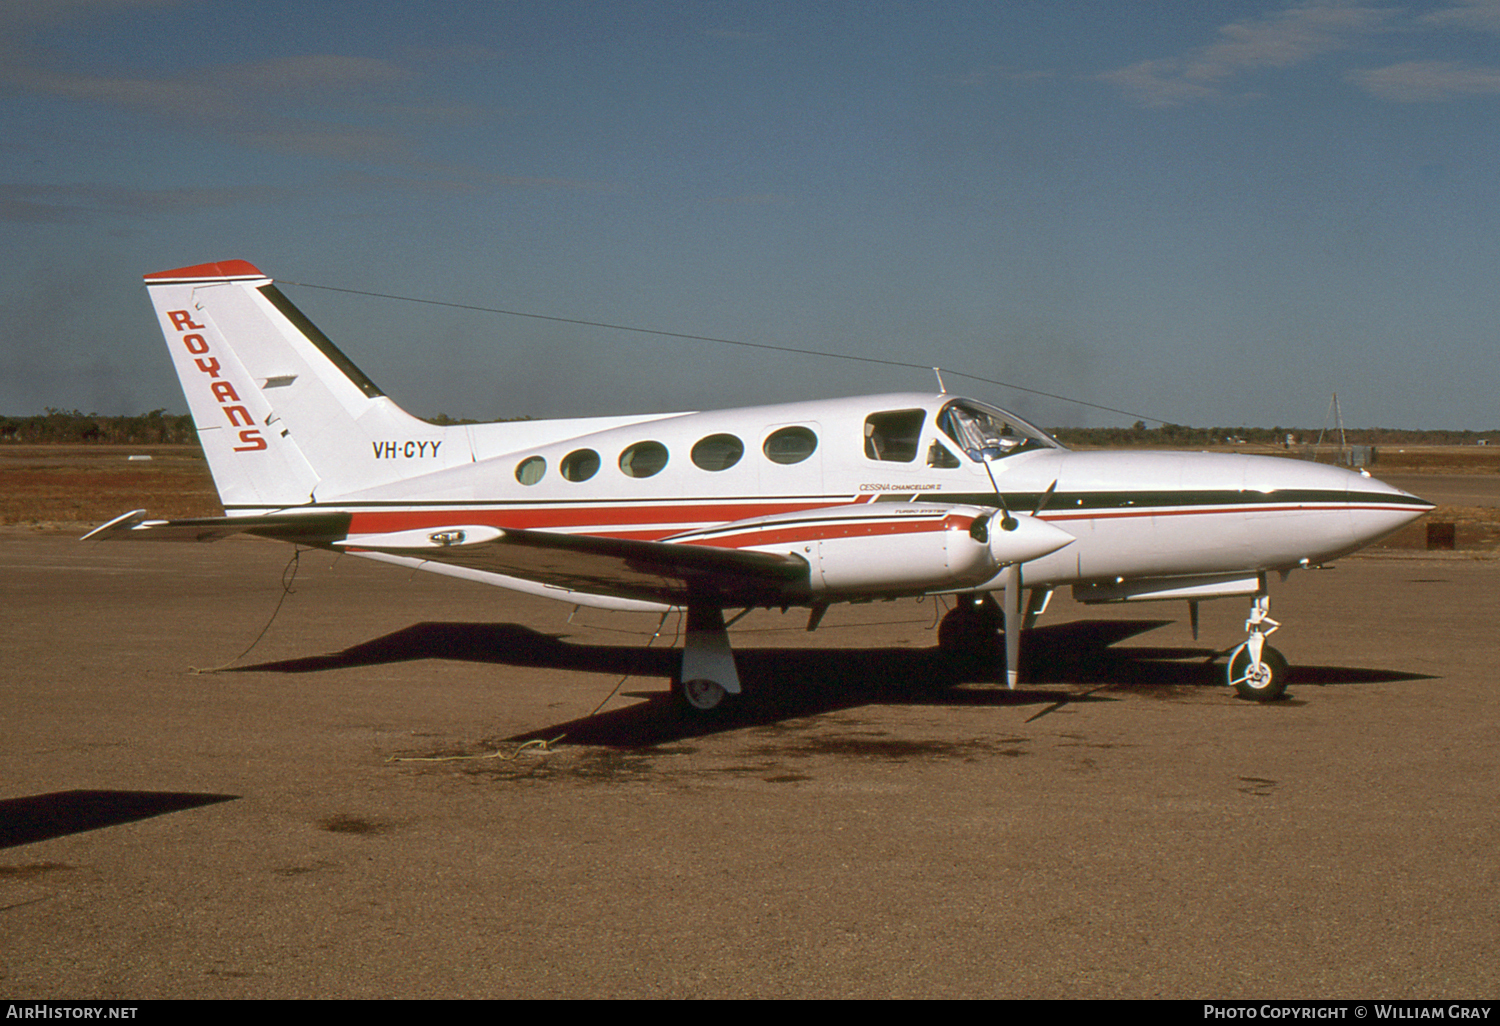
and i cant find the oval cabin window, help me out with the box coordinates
[515,456,546,485]
[619,441,669,478]
[691,433,744,471]
[763,426,818,465]
[560,448,601,482]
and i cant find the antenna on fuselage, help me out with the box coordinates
[933,367,947,393]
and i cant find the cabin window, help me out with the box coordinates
[619,440,669,478]
[927,441,962,468]
[691,433,744,471]
[560,448,600,482]
[515,456,546,485]
[864,409,926,462]
[763,426,818,465]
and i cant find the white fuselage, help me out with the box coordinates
[310,391,1428,602]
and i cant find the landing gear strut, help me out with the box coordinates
[672,605,740,717]
[1227,592,1288,701]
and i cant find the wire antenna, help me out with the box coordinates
[278,278,1167,426]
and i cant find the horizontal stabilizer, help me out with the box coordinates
[82,510,352,545]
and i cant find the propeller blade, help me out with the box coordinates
[1003,562,1021,689]
[980,456,1018,530]
[1034,479,1058,516]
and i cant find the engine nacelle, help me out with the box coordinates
[675,502,1073,598]
[809,511,993,593]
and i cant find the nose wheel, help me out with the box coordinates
[1227,592,1288,701]
[1227,643,1288,701]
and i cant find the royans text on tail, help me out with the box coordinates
[145,261,469,513]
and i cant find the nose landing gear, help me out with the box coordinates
[1227,592,1287,701]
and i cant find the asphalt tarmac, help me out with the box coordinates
[2,531,1497,999]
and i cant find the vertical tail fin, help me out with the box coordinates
[145,261,461,512]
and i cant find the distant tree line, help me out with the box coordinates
[0,409,533,444]
[3,410,1491,448]
[0,409,200,445]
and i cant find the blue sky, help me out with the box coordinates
[3,0,1497,429]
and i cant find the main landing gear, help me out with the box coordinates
[671,605,740,717]
[937,576,1045,687]
[937,593,1003,672]
[1226,592,1288,702]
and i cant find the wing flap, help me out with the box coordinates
[339,526,810,607]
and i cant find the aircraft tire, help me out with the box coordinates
[938,599,1002,675]
[1228,645,1289,702]
[672,676,733,717]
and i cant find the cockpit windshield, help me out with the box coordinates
[937,399,1062,462]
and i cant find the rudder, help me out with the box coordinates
[145,261,458,513]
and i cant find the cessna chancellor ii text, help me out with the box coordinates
[87,261,1432,713]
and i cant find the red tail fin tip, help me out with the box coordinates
[143,260,266,283]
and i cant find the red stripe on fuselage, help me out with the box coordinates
[679,516,957,550]
[346,498,853,540]
[340,496,1399,541]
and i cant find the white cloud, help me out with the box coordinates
[0,182,285,223]
[218,54,411,94]
[1419,0,1500,34]
[6,53,416,120]
[1347,59,1500,100]
[0,43,492,169]
[1097,58,1221,108]
[1101,1,1395,107]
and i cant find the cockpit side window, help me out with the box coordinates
[864,409,926,462]
[937,400,1060,461]
[927,441,962,468]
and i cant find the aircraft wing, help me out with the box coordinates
[340,524,809,607]
[84,499,1062,609]
[84,510,809,608]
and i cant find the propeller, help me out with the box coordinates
[978,462,1061,690]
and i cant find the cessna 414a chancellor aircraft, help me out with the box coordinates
[87,260,1432,713]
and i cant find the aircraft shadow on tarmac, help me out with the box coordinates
[0,790,238,849]
[233,619,1435,746]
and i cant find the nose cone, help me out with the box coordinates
[990,513,1074,566]
[1347,471,1435,548]
[1235,455,1435,564]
